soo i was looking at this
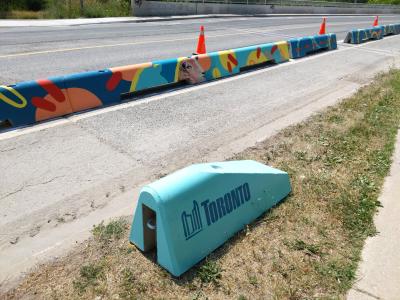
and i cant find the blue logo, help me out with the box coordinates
[181,201,203,240]
[181,183,252,241]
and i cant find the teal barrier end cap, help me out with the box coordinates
[129,160,291,276]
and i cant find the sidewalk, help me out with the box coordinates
[347,130,400,300]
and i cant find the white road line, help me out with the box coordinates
[1,34,399,141]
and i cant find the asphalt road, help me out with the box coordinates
[1,15,400,84]
[0,15,400,291]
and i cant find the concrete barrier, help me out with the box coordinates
[383,24,400,36]
[344,26,384,44]
[0,41,289,128]
[288,34,337,59]
[129,160,291,276]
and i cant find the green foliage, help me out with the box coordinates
[73,263,105,294]
[92,218,127,242]
[197,260,222,284]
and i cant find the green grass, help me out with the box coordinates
[5,70,400,299]
[196,260,222,284]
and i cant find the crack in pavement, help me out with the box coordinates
[352,287,382,300]
[0,175,66,201]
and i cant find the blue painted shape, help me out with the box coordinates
[384,24,400,36]
[344,26,384,44]
[129,160,291,276]
[0,76,67,127]
[63,70,124,106]
[288,34,337,59]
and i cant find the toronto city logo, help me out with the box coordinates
[181,182,251,240]
[181,201,203,240]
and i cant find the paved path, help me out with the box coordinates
[347,131,400,300]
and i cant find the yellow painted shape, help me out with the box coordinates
[246,48,268,66]
[217,50,236,72]
[275,41,290,60]
[212,68,221,79]
[129,66,149,92]
[0,85,28,109]
[174,57,186,82]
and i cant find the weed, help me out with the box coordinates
[197,260,222,284]
[73,263,105,294]
[92,218,127,242]
[292,240,322,256]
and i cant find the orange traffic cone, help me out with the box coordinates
[319,17,326,35]
[196,26,206,55]
[373,16,379,27]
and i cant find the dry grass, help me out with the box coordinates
[4,69,400,299]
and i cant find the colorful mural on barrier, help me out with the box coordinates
[0,41,290,128]
[384,24,400,36]
[288,33,337,59]
[344,26,384,44]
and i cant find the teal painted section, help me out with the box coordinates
[344,26,384,44]
[384,23,400,36]
[129,160,291,276]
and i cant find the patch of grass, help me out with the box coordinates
[197,260,222,284]
[73,263,105,294]
[291,239,323,256]
[5,70,400,299]
[92,218,127,242]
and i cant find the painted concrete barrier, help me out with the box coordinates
[288,34,337,59]
[129,160,291,276]
[383,24,400,36]
[0,41,289,128]
[344,26,384,44]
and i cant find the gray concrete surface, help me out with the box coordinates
[347,131,400,300]
[133,1,400,17]
[0,33,400,293]
[1,15,399,85]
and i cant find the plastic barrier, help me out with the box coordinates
[383,24,400,36]
[0,77,73,127]
[344,26,384,44]
[129,160,291,276]
[0,41,290,128]
[288,34,337,59]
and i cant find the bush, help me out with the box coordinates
[26,0,47,11]
[0,0,12,16]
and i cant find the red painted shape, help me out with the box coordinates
[256,47,261,59]
[271,45,278,55]
[227,54,238,66]
[37,79,65,103]
[227,62,232,73]
[31,97,57,112]
[106,71,122,91]
[305,44,311,49]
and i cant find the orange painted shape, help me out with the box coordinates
[110,62,152,82]
[196,54,212,72]
[66,88,103,112]
[35,89,73,122]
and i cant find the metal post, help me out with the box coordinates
[80,0,84,15]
